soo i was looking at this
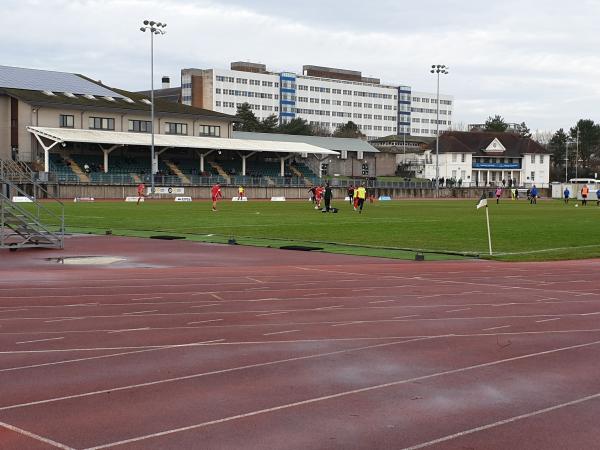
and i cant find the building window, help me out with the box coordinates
[361,163,369,176]
[59,114,74,128]
[165,122,188,135]
[128,120,152,133]
[531,171,535,181]
[199,125,220,137]
[531,155,535,163]
[539,154,544,164]
[89,117,115,130]
[452,153,457,162]
[461,153,466,163]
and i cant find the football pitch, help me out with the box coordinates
[51,197,600,262]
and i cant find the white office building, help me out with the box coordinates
[181,63,453,140]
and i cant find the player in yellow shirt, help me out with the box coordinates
[355,184,367,214]
[238,185,245,201]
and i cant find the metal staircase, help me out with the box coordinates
[1,159,64,250]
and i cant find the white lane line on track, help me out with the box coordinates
[316,305,344,310]
[331,321,362,327]
[535,318,561,323]
[81,339,600,450]
[210,293,224,300]
[123,310,158,315]
[263,330,300,336]
[0,420,75,450]
[187,319,223,325]
[0,309,28,313]
[131,297,162,301]
[482,325,512,331]
[246,277,265,284]
[402,392,600,450]
[446,308,472,313]
[0,336,441,413]
[369,300,397,304]
[256,312,288,317]
[44,318,84,323]
[4,329,600,356]
[107,328,151,334]
[16,337,64,345]
[393,314,421,319]
[190,304,220,308]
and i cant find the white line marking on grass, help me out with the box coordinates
[256,312,288,317]
[401,392,600,450]
[0,420,75,450]
[446,308,471,313]
[81,339,600,450]
[123,310,158,315]
[535,318,561,323]
[482,325,512,331]
[2,337,439,416]
[187,319,223,325]
[17,337,64,345]
[263,330,300,336]
[107,328,151,334]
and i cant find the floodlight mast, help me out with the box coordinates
[140,20,167,195]
[430,64,448,198]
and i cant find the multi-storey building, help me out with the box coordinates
[181,63,453,140]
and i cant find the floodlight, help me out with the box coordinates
[143,20,149,25]
[140,27,145,32]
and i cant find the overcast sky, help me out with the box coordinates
[3,0,600,134]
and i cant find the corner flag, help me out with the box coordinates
[476,194,487,209]
[476,192,492,255]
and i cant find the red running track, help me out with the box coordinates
[0,235,599,449]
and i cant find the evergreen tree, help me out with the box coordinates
[515,121,532,138]
[569,119,600,166]
[233,103,260,132]
[277,118,313,135]
[483,115,509,132]
[333,121,365,138]
[257,114,279,133]
[549,128,568,167]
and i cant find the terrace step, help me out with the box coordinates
[63,157,90,182]
[163,159,190,184]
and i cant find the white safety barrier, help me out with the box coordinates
[74,197,95,202]
[125,197,143,202]
[232,197,248,202]
[271,196,286,202]
[12,196,33,202]
[174,197,193,202]
[378,196,392,201]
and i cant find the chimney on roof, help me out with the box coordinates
[162,76,170,89]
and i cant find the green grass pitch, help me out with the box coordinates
[48,197,600,262]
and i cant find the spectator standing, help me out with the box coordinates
[530,185,538,204]
[136,182,145,205]
[564,187,570,204]
[324,183,333,212]
[495,187,502,204]
[355,184,367,214]
[581,184,589,206]
[597,187,600,206]
[211,183,222,211]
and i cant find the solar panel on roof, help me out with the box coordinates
[0,65,123,98]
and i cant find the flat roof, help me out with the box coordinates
[233,132,379,153]
[27,127,338,155]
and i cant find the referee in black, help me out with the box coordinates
[324,183,333,212]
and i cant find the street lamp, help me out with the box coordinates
[140,19,167,194]
[430,64,449,197]
[564,141,569,183]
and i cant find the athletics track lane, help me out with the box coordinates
[0,235,599,449]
